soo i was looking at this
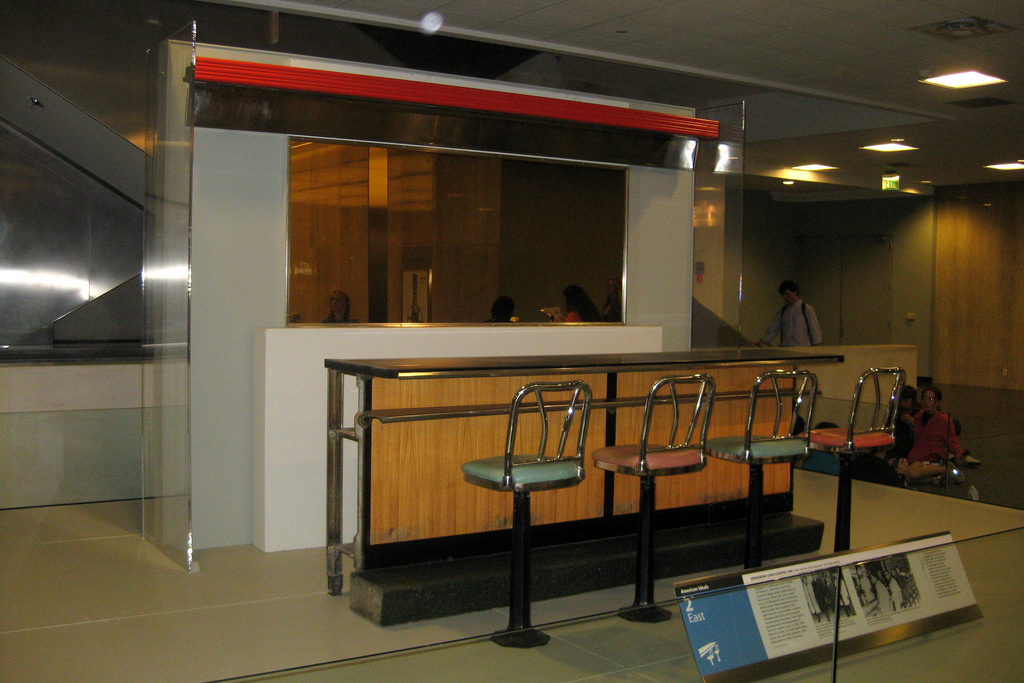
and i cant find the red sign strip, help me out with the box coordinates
[194,57,719,139]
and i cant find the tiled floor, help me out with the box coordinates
[3,468,1023,683]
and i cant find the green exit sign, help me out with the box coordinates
[882,174,900,191]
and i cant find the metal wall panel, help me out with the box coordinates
[0,123,142,345]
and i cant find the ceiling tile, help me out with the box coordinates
[741,0,850,30]
[571,17,680,43]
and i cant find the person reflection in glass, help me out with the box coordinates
[486,295,516,322]
[322,290,357,323]
[602,277,622,322]
[556,284,602,322]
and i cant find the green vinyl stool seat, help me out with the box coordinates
[705,435,810,463]
[461,380,592,648]
[462,456,583,490]
[706,369,818,569]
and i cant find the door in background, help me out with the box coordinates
[796,234,893,346]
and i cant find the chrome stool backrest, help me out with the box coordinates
[636,374,715,474]
[839,367,906,450]
[502,380,593,489]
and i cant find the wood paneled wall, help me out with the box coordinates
[289,142,625,326]
[934,182,1024,390]
[289,142,370,324]
[368,373,608,544]
[367,366,791,545]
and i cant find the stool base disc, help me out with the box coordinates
[491,628,551,648]
[618,604,673,623]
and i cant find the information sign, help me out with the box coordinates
[674,533,981,682]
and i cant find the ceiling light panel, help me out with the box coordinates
[860,143,918,152]
[792,164,836,171]
[920,71,1007,88]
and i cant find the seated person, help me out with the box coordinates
[851,451,904,488]
[602,277,622,322]
[896,387,969,483]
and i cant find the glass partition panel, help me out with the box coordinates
[691,103,746,349]
[0,408,142,508]
[287,140,627,325]
[142,26,195,571]
[833,531,1015,682]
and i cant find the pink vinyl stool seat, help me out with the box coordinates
[591,374,714,622]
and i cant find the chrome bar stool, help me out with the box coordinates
[809,367,904,552]
[592,374,715,622]
[461,380,592,648]
[707,369,817,569]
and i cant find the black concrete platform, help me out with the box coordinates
[349,513,824,626]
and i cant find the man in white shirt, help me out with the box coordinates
[755,280,822,347]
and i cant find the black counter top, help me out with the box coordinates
[325,347,844,379]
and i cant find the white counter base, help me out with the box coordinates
[254,326,663,552]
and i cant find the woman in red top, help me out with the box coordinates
[559,284,602,322]
[897,387,966,483]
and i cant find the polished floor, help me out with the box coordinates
[2,468,1023,682]
[3,383,1023,682]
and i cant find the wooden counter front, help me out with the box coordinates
[325,349,842,591]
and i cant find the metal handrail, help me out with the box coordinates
[354,388,808,428]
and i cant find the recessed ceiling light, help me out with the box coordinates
[920,71,1006,88]
[860,143,919,152]
[792,164,837,171]
[782,180,795,185]
[985,162,1024,170]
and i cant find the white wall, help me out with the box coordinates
[626,167,694,351]
[191,129,289,549]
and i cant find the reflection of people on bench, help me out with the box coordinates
[557,284,602,322]
[602,277,622,322]
[896,387,974,485]
[889,385,919,461]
